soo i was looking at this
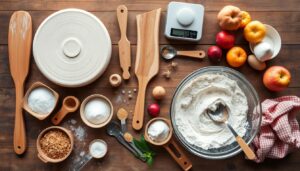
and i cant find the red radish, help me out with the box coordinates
[216,31,235,49]
[147,103,160,117]
[207,45,223,62]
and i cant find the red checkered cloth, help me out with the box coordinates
[252,96,300,163]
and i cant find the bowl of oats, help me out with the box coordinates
[37,126,74,163]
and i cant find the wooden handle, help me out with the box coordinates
[122,70,130,80]
[164,138,192,171]
[14,85,26,154]
[177,50,206,59]
[236,136,256,160]
[117,5,128,39]
[51,107,69,125]
[132,79,147,130]
[117,5,131,80]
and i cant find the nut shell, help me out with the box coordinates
[152,86,166,100]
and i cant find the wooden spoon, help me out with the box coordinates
[133,8,161,130]
[52,96,80,125]
[8,11,32,155]
[207,103,256,160]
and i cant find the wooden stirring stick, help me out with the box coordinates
[8,11,32,155]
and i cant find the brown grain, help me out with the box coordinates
[39,130,71,159]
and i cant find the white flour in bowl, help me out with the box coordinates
[174,73,248,150]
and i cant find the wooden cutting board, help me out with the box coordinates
[8,11,32,155]
[132,8,161,130]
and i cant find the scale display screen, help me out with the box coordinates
[170,28,197,39]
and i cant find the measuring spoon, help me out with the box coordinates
[123,132,144,157]
[117,108,128,133]
[106,121,146,162]
[144,117,192,171]
[161,45,206,60]
[72,139,108,171]
[51,96,80,125]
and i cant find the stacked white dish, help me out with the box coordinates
[33,9,112,87]
[249,24,281,62]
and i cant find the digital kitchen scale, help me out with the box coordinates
[164,2,204,42]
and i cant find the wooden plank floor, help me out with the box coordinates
[1,0,300,170]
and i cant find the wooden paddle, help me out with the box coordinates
[8,11,32,155]
[132,9,161,130]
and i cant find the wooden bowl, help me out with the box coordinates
[80,94,113,128]
[23,82,59,120]
[36,126,74,163]
[144,117,173,146]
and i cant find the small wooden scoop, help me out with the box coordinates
[133,8,161,130]
[8,11,32,155]
[145,117,192,171]
[52,96,80,125]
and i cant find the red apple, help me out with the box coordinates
[216,31,235,49]
[147,103,160,117]
[208,45,223,62]
[263,66,291,91]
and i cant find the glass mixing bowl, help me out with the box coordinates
[170,66,262,159]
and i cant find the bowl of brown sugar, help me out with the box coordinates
[37,126,74,163]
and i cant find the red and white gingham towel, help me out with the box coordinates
[252,96,300,163]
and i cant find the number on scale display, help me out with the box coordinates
[171,28,197,39]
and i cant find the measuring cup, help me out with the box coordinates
[144,117,192,171]
[51,96,80,125]
[161,45,206,60]
[72,139,108,171]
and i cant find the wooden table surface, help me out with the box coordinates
[1,0,300,170]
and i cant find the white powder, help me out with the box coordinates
[174,74,248,150]
[89,141,107,158]
[27,87,56,114]
[73,126,86,141]
[148,120,170,142]
[84,98,111,125]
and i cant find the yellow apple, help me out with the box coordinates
[244,20,266,43]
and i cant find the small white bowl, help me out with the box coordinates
[80,94,113,128]
[249,24,281,61]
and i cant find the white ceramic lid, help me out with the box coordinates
[249,24,281,61]
[33,9,112,87]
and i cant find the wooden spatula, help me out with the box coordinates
[117,5,131,80]
[8,11,32,155]
[132,9,161,130]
